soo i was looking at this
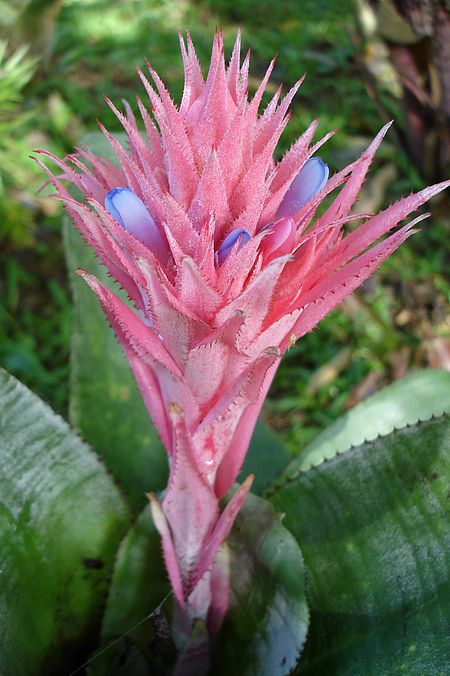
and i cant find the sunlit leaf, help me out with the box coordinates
[269,414,450,674]
[280,368,450,477]
[0,368,131,674]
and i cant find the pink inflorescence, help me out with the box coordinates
[37,30,449,635]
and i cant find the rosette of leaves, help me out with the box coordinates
[1,135,449,674]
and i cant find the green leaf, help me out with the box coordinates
[86,492,308,676]
[283,368,450,476]
[0,368,131,675]
[241,418,291,494]
[87,509,175,675]
[64,218,168,511]
[211,491,309,676]
[269,414,450,674]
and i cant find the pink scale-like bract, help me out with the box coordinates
[39,31,449,637]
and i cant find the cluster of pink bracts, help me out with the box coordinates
[39,31,448,640]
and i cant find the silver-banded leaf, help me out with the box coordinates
[282,368,450,478]
[269,414,450,674]
[87,492,308,676]
[0,368,131,675]
[211,491,309,676]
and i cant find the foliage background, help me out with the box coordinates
[0,0,449,452]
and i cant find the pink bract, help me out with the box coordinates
[38,30,449,637]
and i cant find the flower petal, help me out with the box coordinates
[105,186,168,260]
[216,228,252,266]
[276,156,329,218]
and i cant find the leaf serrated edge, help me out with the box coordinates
[265,411,450,497]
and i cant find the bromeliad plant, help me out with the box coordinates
[1,30,450,676]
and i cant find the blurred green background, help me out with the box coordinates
[0,0,449,452]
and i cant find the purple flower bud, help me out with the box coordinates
[105,187,167,259]
[216,228,252,266]
[276,157,329,219]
